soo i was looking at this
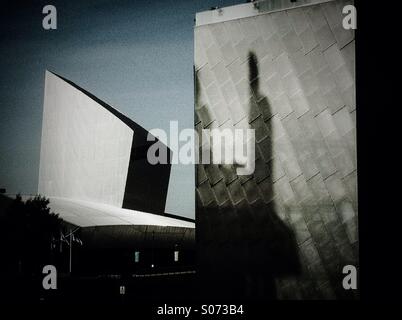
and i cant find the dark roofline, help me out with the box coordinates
[164,212,195,223]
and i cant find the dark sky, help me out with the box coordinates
[0,0,243,219]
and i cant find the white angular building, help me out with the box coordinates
[39,71,178,218]
[38,71,194,271]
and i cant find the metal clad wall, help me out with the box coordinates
[195,0,357,299]
[38,71,133,208]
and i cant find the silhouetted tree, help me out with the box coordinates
[1,195,62,276]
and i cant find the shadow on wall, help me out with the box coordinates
[196,52,301,300]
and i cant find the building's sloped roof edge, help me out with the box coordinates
[46,70,171,153]
[47,196,195,228]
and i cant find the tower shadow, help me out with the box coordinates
[196,52,301,300]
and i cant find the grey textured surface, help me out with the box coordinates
[195,0,357,300]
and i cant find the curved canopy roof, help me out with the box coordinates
[46,197,194,229]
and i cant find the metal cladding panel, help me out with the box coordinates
[195,0,357,299]
[38,71,133,208]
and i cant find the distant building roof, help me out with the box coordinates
[46,197,194,228]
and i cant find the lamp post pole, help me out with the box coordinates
[69,230,72,274]
[64,226,80,274]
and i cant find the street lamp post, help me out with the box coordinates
[61,227,81,274]
[69,230,72,273]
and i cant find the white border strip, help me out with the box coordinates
[195,0,335,27]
